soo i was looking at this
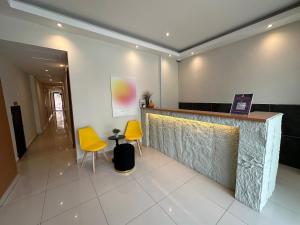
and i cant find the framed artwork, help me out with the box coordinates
[230,94,253,115]
[111,76,138,117]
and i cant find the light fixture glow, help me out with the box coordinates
[49,78,53,82]
[168,54,171,57]
[57,23,63,28]
[45,69,48,72]
[59,64,64,67]
[59,201,64,206]
[166,32,170,37]
[267,24,272,28]
[135,45,139,49]
[191,52,194,55]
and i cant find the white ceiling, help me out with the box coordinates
[0,39,68,83]
[15,0,299,51]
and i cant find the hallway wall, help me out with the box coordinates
[0,13,172,160]
[35,80,51,132]
[0,54,37,160]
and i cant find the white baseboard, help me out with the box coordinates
[0,174,19,207]
[26,134,38,148]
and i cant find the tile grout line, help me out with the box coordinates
[133,177,180,225]
[39,138,59,224]
[215,200,235,225]
[41,197,97,223]
[227,211,250,225]
[88,167,110,225]
[132,169,196,225]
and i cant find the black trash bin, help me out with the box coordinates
[114,143,135,172]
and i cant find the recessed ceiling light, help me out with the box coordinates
[267,24,272,28]
[57,23,63,28]
[59,64,64,67]
[49,78,53,82]
[45,69,48,72]
[135,45,139,49]
[166,32,170,37]
[168,54,171,57]
[191,52,194,55]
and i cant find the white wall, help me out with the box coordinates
[179,21,300,104]
[161,56,179,108]
[0,55,37,159]
[29,75,42,134]
[0,13,167,159]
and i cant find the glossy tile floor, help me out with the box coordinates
[0,111,300,225]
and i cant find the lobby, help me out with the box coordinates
[0,1,299,225]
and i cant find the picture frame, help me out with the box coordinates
[230,94,253,115]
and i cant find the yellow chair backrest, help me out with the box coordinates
[78,126,103,150]
[125,120,143,137]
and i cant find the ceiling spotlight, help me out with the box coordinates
[135,45,139,49]
[45,69,48,72]
[59,64,64,67]
[49,78,53,82]
[267,24,272,29]
[168,54,171,57]
[166,32,170,37]
[191,52,194,55]
[57,23,63,28]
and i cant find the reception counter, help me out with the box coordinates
[141,108,283,211]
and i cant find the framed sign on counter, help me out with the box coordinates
[230,94,253,115]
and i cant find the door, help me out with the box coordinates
[11,105,27,158]
[53,92,63,110]
[0,80,17,197]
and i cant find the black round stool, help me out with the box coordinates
[113,143,135,172]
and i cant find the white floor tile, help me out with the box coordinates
[90,169,133,196]
[271,182,300,214]
[0,192,44,225]
[276,164,300,190]
[132,149,173,179]
[43,178,96,221]
[99,180,155,225]
[5,173,48,204]
[127,205,176,225]
[47,164,90,190]
[217,212,247,225]
[185,174,235,208]
[229,199,300,225]
[136,160,196,202]
[159,183,225,225]
[42,198,108,225]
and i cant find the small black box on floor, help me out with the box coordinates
[113,143,135,172]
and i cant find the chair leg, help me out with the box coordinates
[136,140,142,157]
[103,151,109,161]
[81,152,87,168]
[92,152,96,174]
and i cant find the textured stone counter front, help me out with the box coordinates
[141,108,283,211]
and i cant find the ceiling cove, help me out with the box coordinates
[7,0,300,60]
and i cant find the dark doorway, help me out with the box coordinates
[11,105,27,159]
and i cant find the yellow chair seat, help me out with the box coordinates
[124,120,143,157]
[78,126,109,174]
[125,134,142,141]
[82,141,107,152]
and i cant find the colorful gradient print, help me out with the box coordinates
[111,78,136,106]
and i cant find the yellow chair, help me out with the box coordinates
[125,120,143,157]
[78,126,108,174]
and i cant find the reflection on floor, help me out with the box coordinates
[0,111,299,225]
